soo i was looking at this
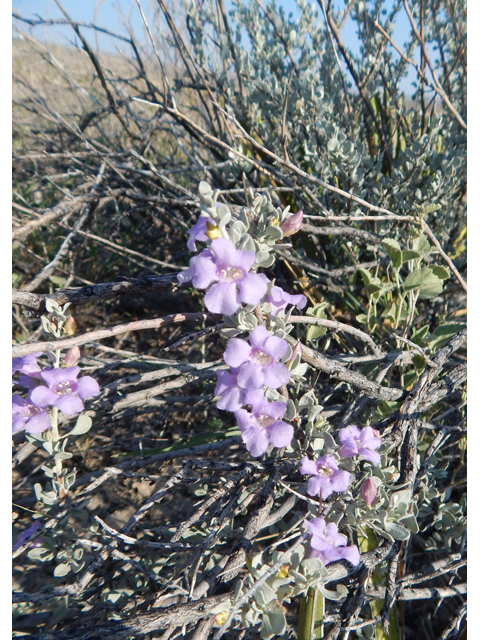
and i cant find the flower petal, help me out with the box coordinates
[235,408,253,432]
[308,476,333,499]
[262,362,290,388]
[224,338,251,368]
[204,282,240,315]
[237,272,269,305]
[338,439,359,458]
[331,470,351,493]
[55,394,84,415]
[41,366,80,387]
[76,376,100,399]
[25,412,51,434]
[339,545,360,566]
[236,362,265,389]
[266,421,293,448]
[299,457,318,476]
[248,326,270,350]
[30,386,58,408]
[242,426,269,457]
[338,425,361,443]
[264,335,288,360]
[191,255,218,289]
[358,448,381,465]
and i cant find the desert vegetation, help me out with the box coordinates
[12,1,466,639]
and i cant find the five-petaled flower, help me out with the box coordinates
[338,425,381,465]
[12,392,51,434]
[235,398,293,457]
[224,325,290,389]
[177,238,269,315]
[30,366,100,415]
[306,517,360,566]
[12,353,44,387]
[299,454,351,499]
[266,285,307,315]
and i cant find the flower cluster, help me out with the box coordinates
[300,425,382,566]
[179,184,381,569]
[179,192,306,457]
[299,425,381,500]
[12,351,100,435]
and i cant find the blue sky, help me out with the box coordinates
[12,0,420,94]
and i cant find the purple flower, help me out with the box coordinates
[187,216,215,252]
[299,454,351,499]
[338,425,381,465]
[266,285,307,315]
[235,398,293,457]
[12,392,51,434]
[224,326,290,390]
[280,210,303,237]
[30,367,100,416]
[214,370,264,411]
[361,478,378,506]
[12,353,43,377]
[177,238,269,315]
[306,517,360,566]
[13,520,43,552]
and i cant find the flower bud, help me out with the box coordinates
[280,210,303,237]
[291,341,302,362]
[361,478,377,506]
[63,316,77,337]
[64,347,81,367]
[206,221,222,240]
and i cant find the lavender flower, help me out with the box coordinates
[187,216,216,252]
[299,454,351,499]
[266,285,307,315]
[235,399,293,457]
[30,366,100,415]
[214,370,263,411]
[224,325,290,389]
[338,425,381,465]
[361,478,378,506]
[177,238,269,315]
[306,517,360,566]
[12,392,51,434]
[12,353,43,377]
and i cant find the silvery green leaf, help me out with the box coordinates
[55,451,73,461]
[69,415,92,437]
[233,578,244,603]
[384,521,410,540]
[412,234,432,257]
[254,582,276,608]
[265,224,283,240]
[237,233,255,251]
[45,299,60,313]
[261,602,286,638]
[401,249,422,262]
[41,465,55,478]
[382,238,402,270]
[322,432,338,453]
[28,547,54,562]
[285,399,297,420]
[301,557,328,577]
[41,316,53,334]
[400,514,419,533]
[318,584,347,600]
[42,441,54,455]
